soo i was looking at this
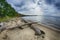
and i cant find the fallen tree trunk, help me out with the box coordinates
[0,22,37,33]
[21,19,45,36]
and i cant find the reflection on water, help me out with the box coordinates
[22,15,60,29]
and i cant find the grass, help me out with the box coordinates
[0,13,24,22]
[0,16,17,22]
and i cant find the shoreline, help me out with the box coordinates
[37,23,60,32]
[22,18,60,32]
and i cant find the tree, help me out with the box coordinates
[0,0,20,18]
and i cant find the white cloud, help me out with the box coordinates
[6,0,60,16]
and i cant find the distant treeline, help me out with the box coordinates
[0,0,22,18]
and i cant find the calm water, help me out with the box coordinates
[22,15,60,30]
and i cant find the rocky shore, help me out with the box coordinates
[0,17,60,40]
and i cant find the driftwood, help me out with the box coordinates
[0,22,37,33]
[22,19,45,35]
[28,24,45,36]
[0,21,45,36]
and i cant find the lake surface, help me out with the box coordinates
[22,15,60,30]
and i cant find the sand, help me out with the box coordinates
[0,17,60,40]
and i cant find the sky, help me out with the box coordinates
[6,0,60,16]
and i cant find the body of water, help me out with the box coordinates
[22,15,60,30]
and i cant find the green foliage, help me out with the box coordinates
[0,0,19,18]
[0,0,23,22]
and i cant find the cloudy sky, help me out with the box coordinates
[6,0,60,16]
